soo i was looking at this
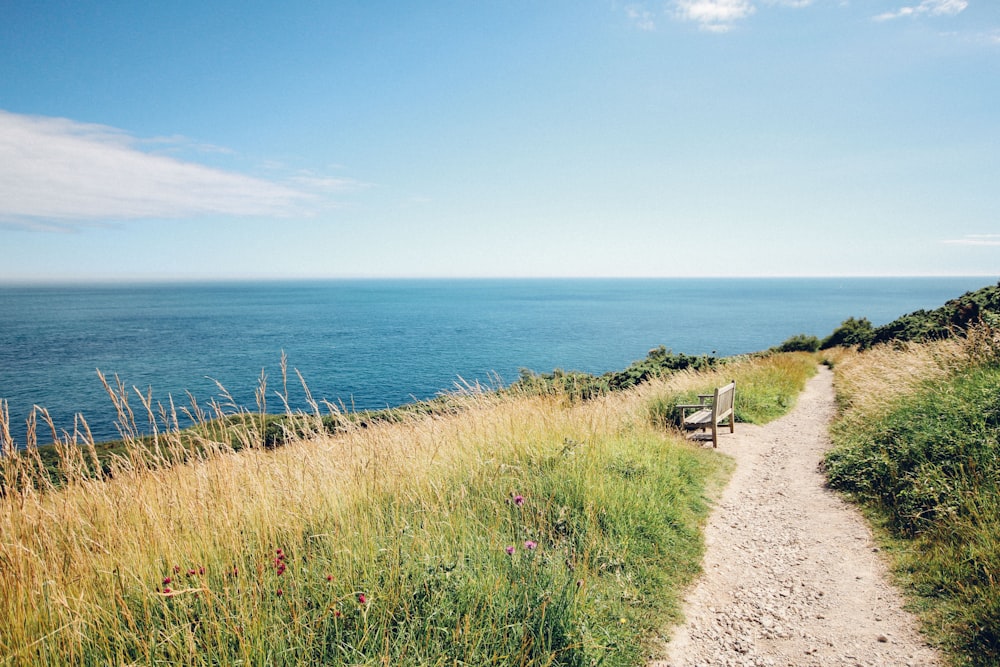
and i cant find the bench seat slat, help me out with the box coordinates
[683,409,714,426]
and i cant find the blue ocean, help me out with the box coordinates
[0,277,995,446]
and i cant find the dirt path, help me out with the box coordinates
[652,366,942,667]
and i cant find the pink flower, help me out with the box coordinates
[162,587,173,595]
[505,545,515,555]
[524,540,537,550]
[162,576,172,585]
[276,588,283,596]
[173,565,181,574]
[513,494,525,507]
[326,574,334,582]
[358,593,367,605]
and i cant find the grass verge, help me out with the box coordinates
[825,328,1000,666]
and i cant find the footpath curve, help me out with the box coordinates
[653,365,942,667]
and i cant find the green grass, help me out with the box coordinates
[646,351,818,430]
[826,355,1000,666]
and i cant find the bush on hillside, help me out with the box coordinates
[774,334,820,353]
[514,346,715,401]
[820,316,875,350]
[823,282,1000,350]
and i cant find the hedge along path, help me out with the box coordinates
[651,365,942,667]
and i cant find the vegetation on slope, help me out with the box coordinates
[822,281,1000,350]
[824,328,1000,666]
[0,351,816,666]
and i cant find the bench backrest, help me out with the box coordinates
[714,381,736,422]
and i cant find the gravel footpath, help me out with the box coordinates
[651,366,942,667]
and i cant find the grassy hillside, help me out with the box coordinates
[0,352,816,666]
[824,328,1000,666]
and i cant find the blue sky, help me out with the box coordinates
[1,0,998,281]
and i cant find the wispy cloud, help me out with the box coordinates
[674,0,756,32]
[874,0,968,22]
[942,234,1000,247]
[763,0,814,7]
[621,0,813,33]
[0,110,321,229]
[625,3,657,31]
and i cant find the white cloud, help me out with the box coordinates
[983,29,1000,45]
[874,0,968,22]
[625,4,657,31]
[673,0,756,32]
[0,110,317,229]
[942,234,1000,246]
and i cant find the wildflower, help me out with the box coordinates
[276,588,283,596]
[358,593,367,605]
[173,565,181,574]
[505,545,515,556]
[513,494,525,507]
[334,609,342,618]
[326,574,334,582]
[524,540,537,550]
[198,566,206,575]
[162,576,172,586]
[186,569,196,577]
[163,587,173,595]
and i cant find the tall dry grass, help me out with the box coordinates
[0,351,818,665]
[0,362,736,665]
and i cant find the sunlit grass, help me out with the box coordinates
[643,351,819,430]
[2,351,801,665]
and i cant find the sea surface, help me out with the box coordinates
[0,277,995,446]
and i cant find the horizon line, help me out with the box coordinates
[1,273,998,287]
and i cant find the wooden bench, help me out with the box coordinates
[676,380,735,448]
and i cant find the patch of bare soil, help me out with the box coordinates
[651,366,942,667]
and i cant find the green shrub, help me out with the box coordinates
[774,334,820,353]
[513,346,716,402]
[820,316,875,349]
